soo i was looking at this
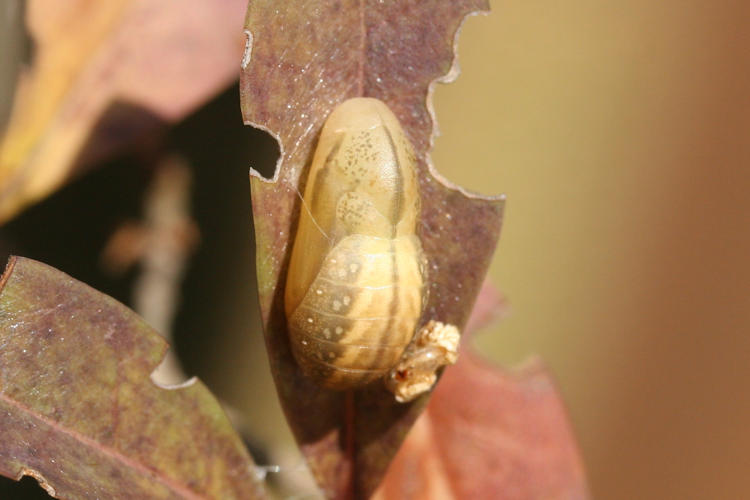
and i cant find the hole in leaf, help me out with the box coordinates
[0,474,54,499]
[169,83,279,182]
[245,127,279,181]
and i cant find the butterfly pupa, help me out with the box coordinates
[284,97,426,390]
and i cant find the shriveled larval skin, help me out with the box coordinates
[285,97,425,390]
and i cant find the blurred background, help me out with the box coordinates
[1,1,749,499]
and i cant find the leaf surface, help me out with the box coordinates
[0,257,265,499]
[0,0,247,223]
[375,284,590,499]
[240,1,503,498]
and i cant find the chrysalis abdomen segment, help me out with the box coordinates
[285,97,424,389]
[289,234,422,388]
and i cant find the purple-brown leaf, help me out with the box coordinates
[240,2,503,498]
[0,257,265,499]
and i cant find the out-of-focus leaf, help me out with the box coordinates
[0,256,265,499]
[0,0,25,129]
[240,2,503,498]
[0,0,247,223]
[462,279,509,335]
[375,283,590,499]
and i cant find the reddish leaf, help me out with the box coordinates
[463,279,509,336]
[240,2,503,498]
[0,0,247,223]
[0,257,265,499]
[375,283,590,499]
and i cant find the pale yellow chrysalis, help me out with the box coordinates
[284,97,425,390]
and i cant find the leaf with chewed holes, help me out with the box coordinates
[240,1,504,498]
[0,257,265,499]
[375,283,591,500]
